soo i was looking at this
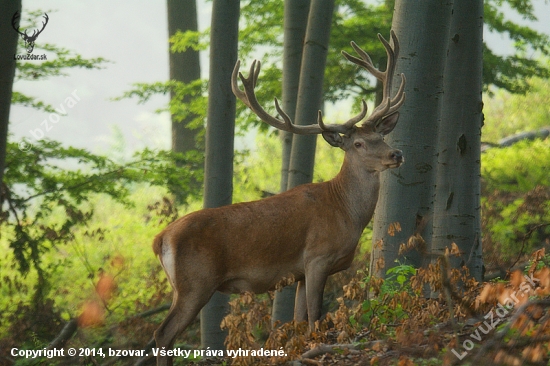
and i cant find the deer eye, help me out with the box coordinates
[354,142,363,148]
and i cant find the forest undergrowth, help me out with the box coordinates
[209,246,550,366]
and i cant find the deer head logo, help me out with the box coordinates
[12,12,49,54]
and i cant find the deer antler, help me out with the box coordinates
[342,30,406,128]
[232,60,368,136]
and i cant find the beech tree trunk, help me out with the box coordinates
[431,0,484,280]
[167,0,201,154]
[285,0,334,322]
[167,0,202,202]
[272,0,310,326]
[286,0,334,189]
[371,0,453,277]
[200,0,240,350]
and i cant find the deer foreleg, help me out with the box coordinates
[304,263,329,330]
[294,280,307,322]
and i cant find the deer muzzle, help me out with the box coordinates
[388,149,404,167]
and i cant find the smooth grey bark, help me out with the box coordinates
[432,0,484,280]
[285,0,334,323]
[286,0,334,189]
[167,0,201,154]
[371,0,453,277]
[279,0,310,193]
[272,0,310,326]
[200,0,239,350]
[0,0,21,185]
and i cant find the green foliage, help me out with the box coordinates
[484,0,550,94]
[482,139,550,192]
[115,0,550,146]
[482,69,550,142]
[383,262,416,293]
[2,139,202,275]
[232,132,345,203]
[239,0,284,58]
[170,29,210,53]
[481,138,550,262]
[1,8,205,351]
[0,136,201,347]
[353,263,416,328]
[113,79,208,135]
[0,185,176,345]
[10,92,57,114]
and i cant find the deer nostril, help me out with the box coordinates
[390,150,403,161]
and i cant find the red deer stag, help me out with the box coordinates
[152,31,405,365]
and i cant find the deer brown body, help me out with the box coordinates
[153,32,405,366]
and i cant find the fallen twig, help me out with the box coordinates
[131,303,171,319]
[301,343,361,360]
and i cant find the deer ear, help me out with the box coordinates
[322,131,344,148]
[375,112,399,135]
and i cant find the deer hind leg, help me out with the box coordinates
[154,285,215,366]
[154,244,216,366]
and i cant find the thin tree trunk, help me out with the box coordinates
[167,0,202,202]
[0,0,21,185]
[432,0,484,281]
[200,0,240,350]
[371,0,452,277]
[286,0,334,189]
[272,0,310,326]
[167,0,201,154]
[285,0,334,321]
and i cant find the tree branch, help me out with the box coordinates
[46,318,78,350]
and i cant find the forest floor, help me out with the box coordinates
[180,248,550,366]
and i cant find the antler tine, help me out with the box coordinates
[232,60,324,135]
[388,73,406,114]
[231,60,250,108]
[390,30,400,60]
[367,98,391,126]
[377,33,395,102]
[317,99,368,135]
[339,99,368,130]
[273,98,313,133]
[343,31,405,127]
[341,43,383,81]
[252,59,260,88]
